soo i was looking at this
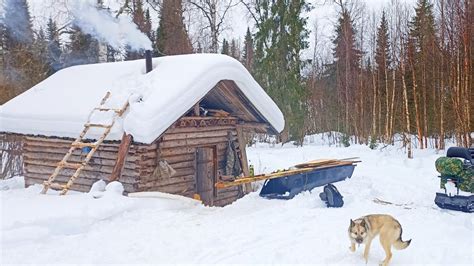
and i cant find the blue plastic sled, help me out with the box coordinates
[259,164,356,207]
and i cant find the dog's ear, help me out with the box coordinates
[360,219,366,228]
[350,219,355,227]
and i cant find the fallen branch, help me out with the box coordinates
[373,198,413,209]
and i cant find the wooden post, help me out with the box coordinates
[110,133,133,182]
[235,125,252,193]
[194,102,200,116]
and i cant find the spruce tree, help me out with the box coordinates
[374,11,391,138]
[330,9,362,134]
[409,0,438,143]
[253,0,311,143]
[221,39,230,55]
[46,17,62,73]
[230,39,240,60]
[126,0,147,60]
[242,27,254,71]
[3,0,37,97]
[3,0,34,49]
[156,0,193,55]
[375,11,390,74]
[65,25,100,66]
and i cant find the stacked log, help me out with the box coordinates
[22,116,246,206]
[23,136,141,193]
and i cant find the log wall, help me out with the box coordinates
[23,136,153,193]
[22,117,246,206]
[137,122,244,207]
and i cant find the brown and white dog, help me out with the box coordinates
[348,214,411,266]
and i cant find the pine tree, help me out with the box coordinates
[45,17,62,73]
[242,27,254,71]
[221,39,230,55]
[156,0,193,55]
[253,0,311,143]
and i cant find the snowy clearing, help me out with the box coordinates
[1,135,472,265]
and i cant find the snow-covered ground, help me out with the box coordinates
[1,135,472,265]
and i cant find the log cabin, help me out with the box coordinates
[0,53,284,206]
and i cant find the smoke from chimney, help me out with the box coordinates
[70,2,152,51]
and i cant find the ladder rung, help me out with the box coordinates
[71,141,98,148]
[84,123,113,128]
[94,107,123,113]
[58,161,84,169]
[47,182,66,190]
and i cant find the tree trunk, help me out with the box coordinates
[411,65,423,149]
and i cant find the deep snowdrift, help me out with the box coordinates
[1,136,472,264]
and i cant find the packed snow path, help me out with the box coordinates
[1,136,472,264]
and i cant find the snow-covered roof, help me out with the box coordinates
[0,54,284,144]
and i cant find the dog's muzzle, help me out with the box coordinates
[355,238,363,244]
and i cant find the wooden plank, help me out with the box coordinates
[161,153,196,164]
[24,147,126,162]
[154,180,195,195]
[25,162,139,178]
[24,136,156,150]
[194,103,200,116]
[215,162,357,189]
[110,134,133,181]
[23,154,138,170]
[293,159,339,169]
[235,125,250,193]
[159,136,235,149]
[165,125,236,134]
[161,130,236,141]
[141,174,195,187]
[237,122,269,132]
[196,147,215,206]
[160,147,196,157]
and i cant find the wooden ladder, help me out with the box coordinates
[41,92,129,195]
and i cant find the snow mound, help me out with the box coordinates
[104,181,124,196]
[0,176,25,190]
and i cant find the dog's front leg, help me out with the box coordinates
[363,238,373,264]
[349,242,356,252]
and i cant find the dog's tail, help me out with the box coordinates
[393,238,411,250]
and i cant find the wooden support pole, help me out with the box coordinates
[235,125,252,193]
[194,102,200,116]
[110,133,133,182]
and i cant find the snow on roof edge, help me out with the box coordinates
[0,54,285,143]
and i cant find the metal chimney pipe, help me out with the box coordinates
[145,50,153,73]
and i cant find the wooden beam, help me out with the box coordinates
[235,125,251,193]
[194,102,200,116]
[238,121,269,132]
[109,133,133,182]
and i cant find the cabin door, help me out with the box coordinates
[196,147,216,206]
